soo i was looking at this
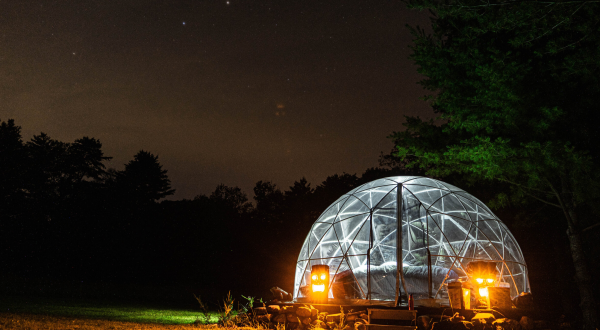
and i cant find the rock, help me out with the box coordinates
[354,321,366,330]
[346,314,358,322]
[254,307,267,315]
[327,313,341,322]
[257,314,271,323]
[520,316,535,330]
[461,321,474,329]
[359,314,368,321]
[301,317,311,325]
[282,306,296,313]
[287,313,300,323]
[297,307,312,318]
[493,318,519,329]
[267,305,281,314]
[274,313,287,324]
[312,320,327,328]
[310,306,319,319]
[319,312,329,321]
[327,322,338,329]
[417,315,431,330]
[534,320,551,329]
[471,312,495,324]
[356,318,368,325]
[342,325,352,330]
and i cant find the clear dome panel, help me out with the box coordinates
[353,179,396,195]
[294,176,529,303]
[318,200,345,223]
[335,196,371,222]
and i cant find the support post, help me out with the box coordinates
[395,184,408,306]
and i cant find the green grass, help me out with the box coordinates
[0,295,219,324]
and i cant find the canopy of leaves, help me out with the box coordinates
[392,0,600,209]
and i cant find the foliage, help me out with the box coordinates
[390,1,600,328]
[118,150,175,204]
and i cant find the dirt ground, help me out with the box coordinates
[0,312,221,330]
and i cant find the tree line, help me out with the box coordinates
[0,118,596,320]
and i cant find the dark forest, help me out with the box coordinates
[1,118,598,318]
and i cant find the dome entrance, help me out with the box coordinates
[294,176,529,306]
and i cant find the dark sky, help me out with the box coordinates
[1,0,433,200]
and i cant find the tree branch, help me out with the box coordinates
[519,187,562,208]
[582,222,600,232]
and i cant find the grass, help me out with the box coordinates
[0,294,219,325]
[0,313,218,329]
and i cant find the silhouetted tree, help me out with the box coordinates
[253,181,285,225]
[209,184,252,214]
[118,150,175,205]
[0,119,27,216]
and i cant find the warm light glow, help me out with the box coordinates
[320,274,326,280]
[486,278,494,284]
[476,278,484,284]
[312,275,317,280]
[312,284,325,292]
[479,287,488,297]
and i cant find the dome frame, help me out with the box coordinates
[294,176,529,306]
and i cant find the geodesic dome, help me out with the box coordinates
[294,176,529,305]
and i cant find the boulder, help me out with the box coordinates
[253,307,267,315]
[354,321,366,330]
[267,305,281,314]
[492,318,519,330]
[346,314,358,322]
[287,313,300,323]
[471,312,495,324]
[301,317,312,325]
[273,313,287,324]
[257,314,272,323]
[310,306,319,319]
[297,307,312,318]
[519,316,535,330]
[327,313,341,322]
[311,319,326,328]
[282,306,296,313]
[417,315,431,330]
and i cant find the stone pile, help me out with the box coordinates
[251,305,369,330]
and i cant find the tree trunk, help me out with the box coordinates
[564,206,598,330]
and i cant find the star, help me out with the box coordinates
[182,21,186,25]
[226,1,230,5]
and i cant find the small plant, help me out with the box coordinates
[241,295,255,314]
[193,294,213,324]
[329,306,346,330]
[218,291,236,327]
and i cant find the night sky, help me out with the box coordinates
[1,1,432,199]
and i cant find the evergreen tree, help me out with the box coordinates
[119,150,175,204]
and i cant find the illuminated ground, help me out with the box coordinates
[0,313,219,329]
[0,295,218,327]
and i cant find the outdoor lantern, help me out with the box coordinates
[467,261,499,308]
[311,264,329,303]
